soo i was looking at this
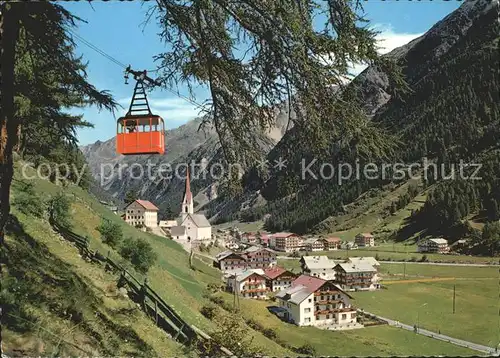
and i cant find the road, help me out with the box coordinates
[363,311,499,356]
[277,256,498,267]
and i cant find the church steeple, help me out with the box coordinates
[181,167,194,218]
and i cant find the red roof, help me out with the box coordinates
[291,275,327,292]
[263,266,287,280]
[325,237,341,243]
[134,200,159,211]
[183,168,192,203]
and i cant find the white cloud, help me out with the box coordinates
[117,96,203,127]
[347,24,424,78]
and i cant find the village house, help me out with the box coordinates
[243,246,277,269]
[124,200,159,228]
[216,251,248,272]
[354,233,375,247]
[240,232,259,245]
[270,232,302,252]
[263,266,297,292]
[418,238,450,253]
[226,269,269,299]
[258,233,271,247]
[334,262,379,291]
[215,247,277,272]
[303,238,326,252]
[275,275,361,329]
[300,256,337,280]
[323,237,341,250]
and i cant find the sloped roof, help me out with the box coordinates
[183,168,192,203]
[244,246,275,254]
[232,269,266,282]
[263,266,287,280]
[291,275,327,292]
[217,251,246,261]
[272,232,297,238]
[170,226,186,236]
[182,214,211,228]
[325,237,341,243]
[275,284,312,305]
[348,256,380,267]
[335,262,376,273]
[129,199,159,211]
[301,256,337,269]
[357,233,374,238]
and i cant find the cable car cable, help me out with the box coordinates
[68,29,204,109]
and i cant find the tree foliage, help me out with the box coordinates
[96,219,123,248]
[153,0,403,163]
[120,237,157,274]
[1,2,117,234]
[48,192,72,229]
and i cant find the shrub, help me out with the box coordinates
[410,256,417,262]
[262,327,277,340]
[246,318,264,331]
[120,237,157,274]
[12,185,45,218]
[97,219,123,248]
[48,192,72,228]
[297,343,316,356]
[209,295,224,305]
[420,254,428,262]
[200,304,218,320]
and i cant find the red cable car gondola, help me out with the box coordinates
[116,67,165,155]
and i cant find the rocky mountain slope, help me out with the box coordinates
[83,0,499,232]
[81,105,291,216]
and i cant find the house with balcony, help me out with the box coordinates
[263,266,297,292]
[226,269,269,299]
[243,246,277,269]
[275,275,361,329]
[354,233,375,247]
[300,255,337,280]
[303,238,327,252]
[334,262,379,291]
[269,232,302,252]
[418,238,449,253]
[216,251,248,272]
[323,237,341,250]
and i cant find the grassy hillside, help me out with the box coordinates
[4,160,482,356]
[3,161,292,356]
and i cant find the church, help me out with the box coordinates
[170,168,212,242]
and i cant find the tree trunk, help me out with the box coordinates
[0,3,21,239]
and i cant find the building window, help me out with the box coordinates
[305,317,311,323]
[308,298,312,303]
[304,308,311,313]
[342,314,347,320]
[326,314,330,319]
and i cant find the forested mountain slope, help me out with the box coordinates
[231,0,499,237]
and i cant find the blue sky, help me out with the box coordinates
[63,0,463,145]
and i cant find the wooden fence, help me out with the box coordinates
[49,219,233,355]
